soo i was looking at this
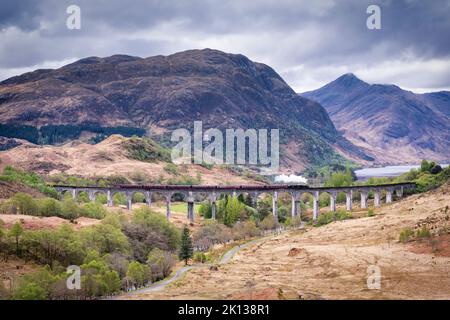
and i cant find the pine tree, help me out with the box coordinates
[179,225,193,265]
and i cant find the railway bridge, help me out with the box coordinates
[53,182,415,223]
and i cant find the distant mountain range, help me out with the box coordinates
[302,73,450,164]
[0,49,373,173]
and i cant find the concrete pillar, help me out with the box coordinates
[374,190,381,207]
[345,191,352,211]
[145,191,152,206]
[312,191,319,222]
[166,197,171,220]
[107,190,113,207]
[291,192,302,217]
[252,192,258,208]
[386,190,392,203]
[396,187,403,198]
[272,191,278,217]
[126,193,132,211]
[211,201,216,220]
[88,190,96,202]
[232,191,237,198]
[71,189,77,199]
[330,191,337,212]
[360,191,368,209]
[188,201,194,223]
[296,200,302,219]
[291,195,297,217]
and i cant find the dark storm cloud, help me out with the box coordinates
[0,0,449,92]
[0,0,42,30]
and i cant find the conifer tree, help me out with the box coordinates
[179,225,193,265]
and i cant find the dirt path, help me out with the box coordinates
[119,237,269,298]
[121,183,450,300]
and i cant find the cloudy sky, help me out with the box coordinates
[1,0,449,92]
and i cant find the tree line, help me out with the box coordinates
[0,123,145,145]
[0,208,181,299]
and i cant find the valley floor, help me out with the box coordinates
[120,183,450,300]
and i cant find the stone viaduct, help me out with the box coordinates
[53,182,415,223]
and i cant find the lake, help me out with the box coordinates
[355,164,449,180]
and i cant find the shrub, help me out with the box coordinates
[316,212,335,226]
[315,209,353,227]
[277,205,288,223]
[13,279,48,300]
[22,225,85,266]
[96,193,107,204]
[80,223,130,256]
[81,259,122,296]
[258,215,277,230]
[416,226,431,239]
[285,215,302,228]
[82,202,107,219]
[367,208,375,217]
[193,221,232,250]
[123,207,180,262]
[37,198,62,217]
[324,169,354,187]
[220,196,246,227]
[60,198,82,221]
[399,228,414,243]
[192,252,207,263]
[164,163,178,175]
[199,162,213,170]
[113,192,127,206]
[132,192,146,203]
[76,191,90,203]
[336,210,352,221]
[11,193,39,215]
[147,248,175,281]
[319,192,330,207]
[126,261,148,287]
[256,196,272,221]
[232,220,260,240]
[0,201,16,214]
[198,201,212,219]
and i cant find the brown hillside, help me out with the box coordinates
[0,135,262,185]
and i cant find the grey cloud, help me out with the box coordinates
[0,0,449,92]
[0,0,42,31]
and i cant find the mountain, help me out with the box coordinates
[0,49,371,172]
[302,73,450,164]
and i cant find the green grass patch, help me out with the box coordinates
[399,228,414,243]
[123,136,171,162]
[168,202,200,215]
[416,226,431,239]
[315,209,352,227]
[0,166,57,197]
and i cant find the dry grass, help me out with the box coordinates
[0,135,261,185]
[121,183,450,300]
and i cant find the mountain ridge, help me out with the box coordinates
[302,73,450,164]
[0,49,372,172]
